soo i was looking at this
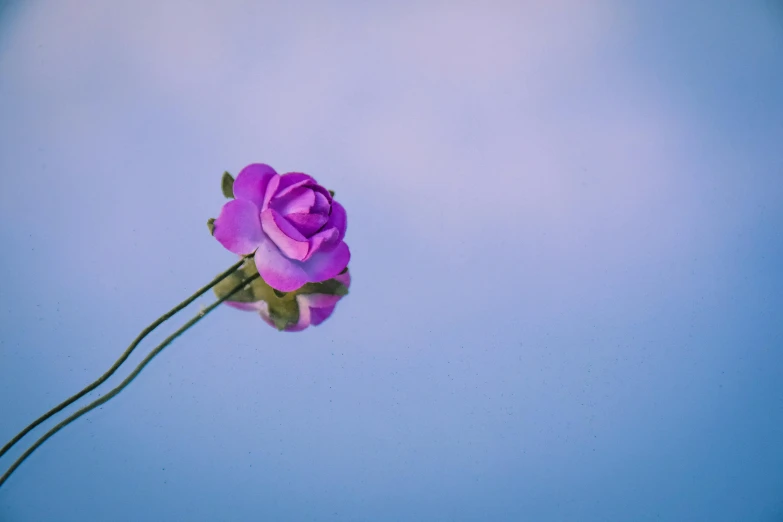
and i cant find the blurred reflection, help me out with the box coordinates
[213,258,350,332]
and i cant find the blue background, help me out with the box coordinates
[1,1,782,520]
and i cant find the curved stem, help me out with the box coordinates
[0,272,261,489]
[0,257,248,460]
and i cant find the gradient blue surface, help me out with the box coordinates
[1,1,782,520]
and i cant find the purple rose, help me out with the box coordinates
[227,270,351,332]
[213,164,350,292]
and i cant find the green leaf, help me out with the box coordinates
[207,218,215,235]
[221,171,235,199]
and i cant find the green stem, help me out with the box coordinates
[0,272,261,489]
[0,257,248,461]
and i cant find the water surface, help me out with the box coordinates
[1,2,782,520]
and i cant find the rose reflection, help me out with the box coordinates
[213,258,350,332]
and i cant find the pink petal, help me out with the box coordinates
[261,208,309,261]
[257,305,277,328]
[272,187,315,215]
[287,213,329,238]
[286,295,313,331]
[225,301,265,312]
[304,227,338,261]
[326,200,347,242]
[309,305,336,326]
[310,184,333,205]
[262,174,280,210]
[301,293,343,308]
[213,199,263,255]
[334,270,351,287]
[275,173,317,198]
[254,236,309,292]
[301,241,350,283]
[232,164,278,210]
[296,294,341,327]
[312,191,330,214]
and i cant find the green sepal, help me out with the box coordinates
[271,314,288,331]
[332,283,349,296]
[297,277,349,297]
[328,190,335,197]
[268,298,300,330]
[221,171,235,199]
[207,218,215,235]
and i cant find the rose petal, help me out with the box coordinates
[334,270,351,287]
[261,208,309,261]
[304,227,338,260]
[225,300,265,312]
[213,199,263,255]
[262,174,280,210]
[284,300,312,332]
[271,186,316,216]
[310,305,336,326]
[301,293,344,308]
[285,323,309,332]
[287,212,329,238]
[254,236,309,292]
[257,306,277,328]
[310,184,333,205]
[297,293,343,327]
[301,241,350,282]
[274,173,317,198]
[232,164,278,209]
[312,191,330,214]
[326,200,347,242]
